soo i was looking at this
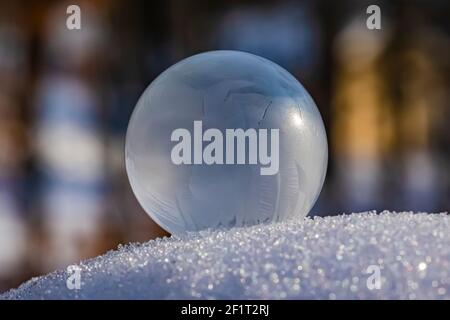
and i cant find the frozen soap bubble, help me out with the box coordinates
[125,50,327,234]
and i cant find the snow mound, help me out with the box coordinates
[2,211,449,299]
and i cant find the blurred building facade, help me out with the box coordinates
[0,0,448,291]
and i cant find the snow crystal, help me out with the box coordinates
[1,211,449,299]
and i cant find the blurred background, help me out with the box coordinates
[0,0,448,292]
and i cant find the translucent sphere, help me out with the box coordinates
[126,51,327,234]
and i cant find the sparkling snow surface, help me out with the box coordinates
[2,212,449,299]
